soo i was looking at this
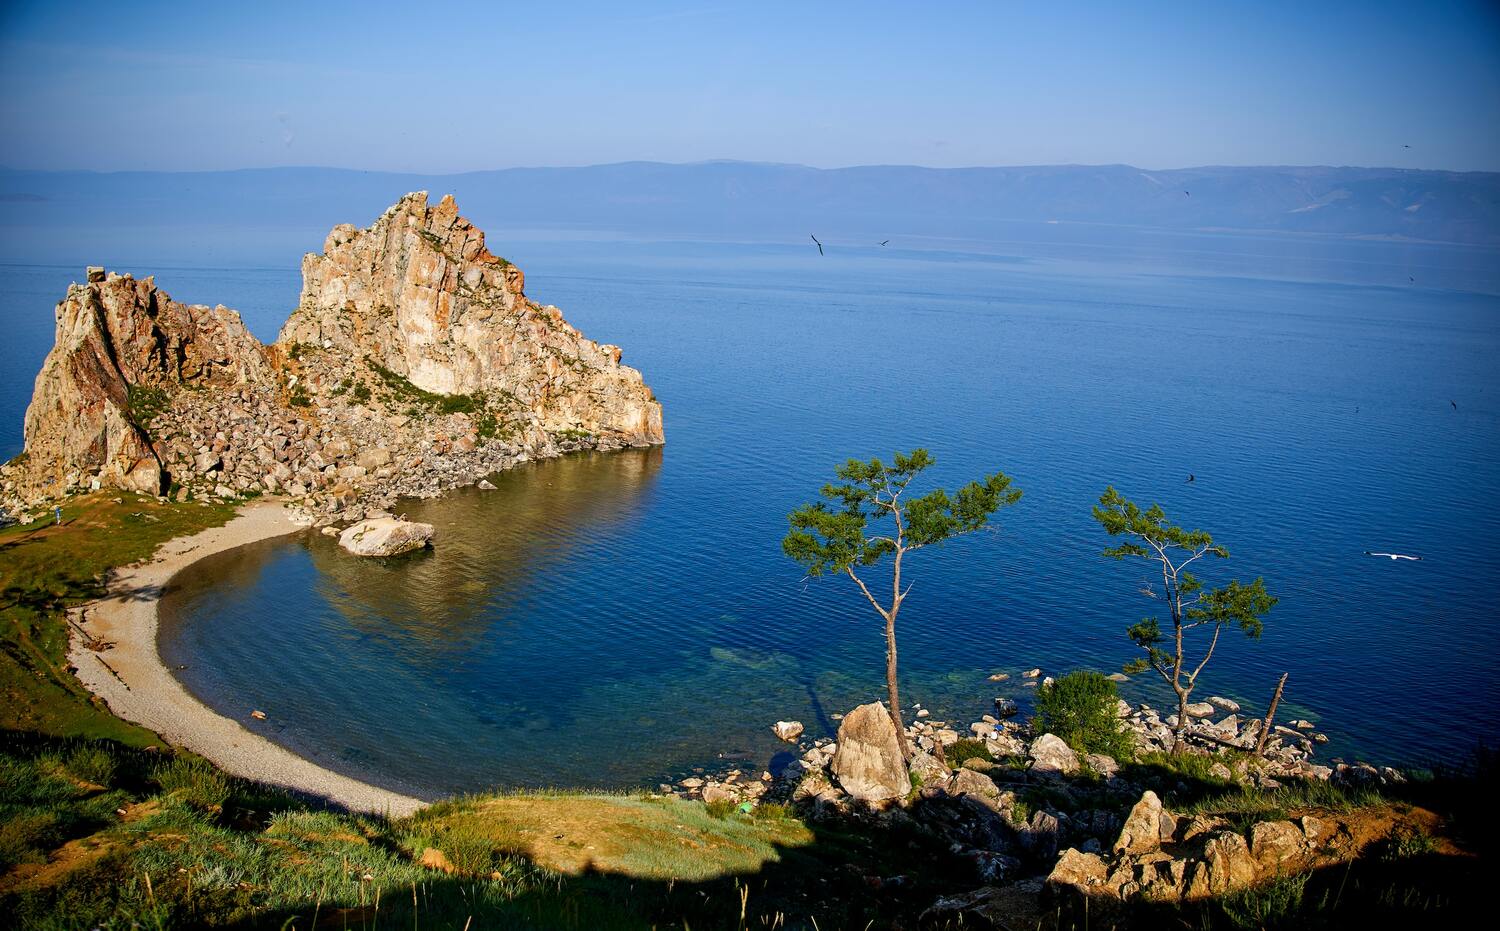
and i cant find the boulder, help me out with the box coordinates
[908,750,950,785]
[1184,702,1216,718]
[1195,831,1258,896]
[1113,791,1163,856]
[830,702,911,801]
[1084,753,1119,778]
[1249,820,1306,869]
[1028,733,1079,775]
[1023,667,1041,678]
[338,518,435,556]
[772,720,804,742]
[993,697,1019,717]
[1050,845,1110,887]
[1207,696,1241,713]
[946,767,1000,802]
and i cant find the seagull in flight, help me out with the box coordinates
[879,240,890,246]
[1451,400,1458,411]
[810,234,824,256]
[1186,474,1195,483]
[1365,552,1422,561]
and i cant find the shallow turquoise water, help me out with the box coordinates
[6,229,1499,796]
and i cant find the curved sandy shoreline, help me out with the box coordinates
[68,500,425,817]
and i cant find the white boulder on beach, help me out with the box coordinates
[338,517,435,556]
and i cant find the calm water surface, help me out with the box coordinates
[4,230,1498,796]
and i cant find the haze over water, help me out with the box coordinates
[6,227,1498,797]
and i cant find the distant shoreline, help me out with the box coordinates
[69,499,425,816]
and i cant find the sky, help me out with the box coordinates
[2,0,1498,174]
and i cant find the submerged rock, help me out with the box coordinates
[338,517,434,556]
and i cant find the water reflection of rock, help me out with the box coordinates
[303,447,662,655]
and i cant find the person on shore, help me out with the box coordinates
[54,506,62,525]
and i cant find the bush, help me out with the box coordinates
[64,744,117,786]
[1034,670,1134,759]
[948,739,994,765]
[153,756,229,811]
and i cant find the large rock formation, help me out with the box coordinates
[2,195,664,514]
[280,193,662,444]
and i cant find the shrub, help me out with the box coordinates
[153,756,229,811]
[1034,669,1134,759]
[704,798,737,819]
[948,739,994,765]
[64,744,117,786]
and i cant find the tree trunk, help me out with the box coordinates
[885,613,911,758]
[1255,673,1288,757]
[1172,689,1190,754]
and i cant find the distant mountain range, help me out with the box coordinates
[2,162,1497,257]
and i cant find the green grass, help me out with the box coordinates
[366,359,483,415]
[947,739,993,765]
[0,735,972,931]
[0,493,238,745]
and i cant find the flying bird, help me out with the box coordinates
[1403,144,1411,148]
[810,234,824,256]
[1184,190,1191,197]
[879,240,889,246]
[1451,400,1458,411]
[1186,474,1195,483]
[1364,552,1422,561]
[1409,276,1415,282]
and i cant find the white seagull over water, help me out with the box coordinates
[1364,551,1422,561]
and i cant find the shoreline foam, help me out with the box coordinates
[69,499,425,817]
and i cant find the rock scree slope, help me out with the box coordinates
[2,193,663,514]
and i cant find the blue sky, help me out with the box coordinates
[2,1,1497,173]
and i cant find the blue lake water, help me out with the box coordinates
[4,228,1499,797]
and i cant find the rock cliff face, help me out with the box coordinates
[2,195,664,515]
[280,192,662,444]
[17,267,273,498]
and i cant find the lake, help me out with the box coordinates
[4,227,1498,797]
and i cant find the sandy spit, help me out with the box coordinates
[69,500,425,817]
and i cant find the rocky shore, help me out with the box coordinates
[1,192,664,528]
[668,671,1410,920]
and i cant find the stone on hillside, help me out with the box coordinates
[772,720,804,742]
[1113,790,1163,856]
[830,702,911,801]
[356,447,392,470]
[338,517,435,556]
[1250,820,1307,869]
[947,767,1000,802]
[908,750,950,785]
[1085,753,1120,778]
[1196,831,1258,896]
[1028,733,1079,775]
[1047,848,1110,894]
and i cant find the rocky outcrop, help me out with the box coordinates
[1046,790,1376,904]
[338,518,435,557]
[2,194,664,515]
[279,192,662,447]
[830,702,911,802]
[13,269,272,498]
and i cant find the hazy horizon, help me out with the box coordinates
[4,1,1498,174]
[7,157,1499,177]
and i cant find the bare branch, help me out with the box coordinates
[845,566,889,621]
